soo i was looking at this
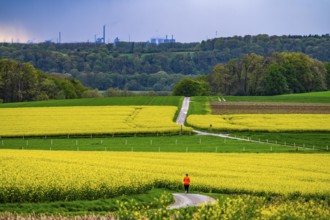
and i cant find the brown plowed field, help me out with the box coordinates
[211,102,330,114]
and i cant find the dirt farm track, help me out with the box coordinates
[211,102,330,114]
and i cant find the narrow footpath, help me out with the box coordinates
[176,97,190,125]
[171,97,217,209]
[175,96,314,152]
[170,95,316,209]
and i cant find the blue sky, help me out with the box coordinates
[0,0,329,43]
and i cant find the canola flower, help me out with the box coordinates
[187,114,330,132]
[0,106,190,136]
[0,150,329,203]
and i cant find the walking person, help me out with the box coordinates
[183,173,190,194]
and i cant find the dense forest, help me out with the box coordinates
[0,34,330,91]
[0,59,89,103]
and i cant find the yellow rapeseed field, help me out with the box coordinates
[0,106,190,136]
[187,114,330,132]
[0,150,329,202]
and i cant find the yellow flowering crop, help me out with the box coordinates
[187,114,330,132]
[0,106,190,136]
[0,150,329,202]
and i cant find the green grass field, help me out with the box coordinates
[0,134,320,153]
[225,91,330,103]
[229,132,330,151]
[0,96,183,108]
[188,96,217,115]
[0,188,171,215]
[1,188,327,218]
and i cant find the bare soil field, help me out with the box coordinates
[211,102,330,114]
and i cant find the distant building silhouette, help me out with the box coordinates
[149,35,175,45]
[113,37,120,46]
[95,25,106,44]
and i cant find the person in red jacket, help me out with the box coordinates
[183,173,190,194]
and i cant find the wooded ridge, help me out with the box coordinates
[1,34,329,91]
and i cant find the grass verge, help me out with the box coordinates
[0,96,183,108]
[0,188,172,215]
[224,91,330,103]
[0,134,319,153]
[1,189,328,219]
[228,131,330,151]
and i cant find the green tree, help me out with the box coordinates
[82,89,102,98]
[264,64,289,95]
[324,62,330,89]
[172,78,210,96]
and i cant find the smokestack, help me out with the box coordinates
[59,32,61,44]
[103,25,106,44]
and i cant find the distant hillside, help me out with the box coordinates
[0,34,329,91]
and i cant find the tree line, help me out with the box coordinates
[0,34,329,91]
[173,52,330,96]
[0,59,89,103]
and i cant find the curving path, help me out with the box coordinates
[172,97,216,209]
[175,97,313,150]
[168,193,216,209]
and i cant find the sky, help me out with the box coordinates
[0,0,329,43]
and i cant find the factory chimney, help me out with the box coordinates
[103,25,106,44]
[59,32,61,44]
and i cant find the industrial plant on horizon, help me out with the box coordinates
[95,25,177,45]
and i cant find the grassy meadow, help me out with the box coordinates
[0,96,183,108]
[0,135,316,153]
[225,91,330,103]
